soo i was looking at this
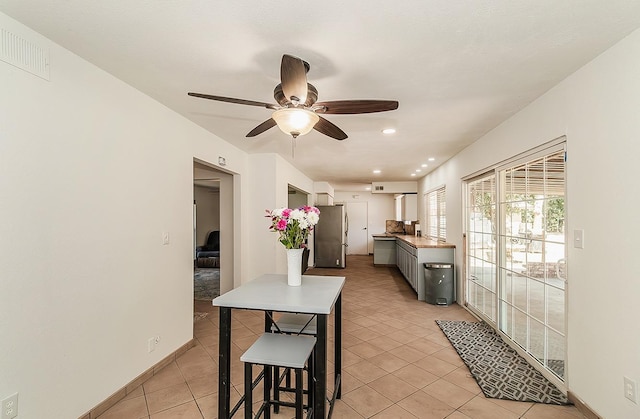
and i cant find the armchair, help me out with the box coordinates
[196,230,220,267]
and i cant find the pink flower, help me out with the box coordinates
[266,206,320,249]
[276,219,288,231]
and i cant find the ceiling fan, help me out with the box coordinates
[188,54,399,140]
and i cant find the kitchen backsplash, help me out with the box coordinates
[385,220,420,235]
[385,220,405,234]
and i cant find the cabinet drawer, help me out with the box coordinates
[397,240,417,256]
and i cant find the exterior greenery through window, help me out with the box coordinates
[426,186,446,241]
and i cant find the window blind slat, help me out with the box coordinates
[426,186,446,241]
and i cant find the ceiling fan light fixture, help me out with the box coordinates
[272,108,319,138]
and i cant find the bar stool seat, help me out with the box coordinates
[241,333,316,419]
[272,313,317,335]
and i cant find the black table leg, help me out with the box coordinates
[264,310,273,332]
[218,307,232,419]
[315,314,327,419]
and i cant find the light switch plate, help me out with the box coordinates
[573,229,584,249]
[624,376,637,403]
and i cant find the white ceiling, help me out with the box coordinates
[3,1,640,191]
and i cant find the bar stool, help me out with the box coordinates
[271,313,317,411]
[241,333,316,419]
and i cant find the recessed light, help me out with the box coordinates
[411,173,416,177]
[421,164,427,168]
[416,169,421,173]
[428,157,435,161]
[382,128,396,134]
[373,169,381,174]
[365,186,371,191]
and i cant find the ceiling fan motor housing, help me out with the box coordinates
[274,83,318,108]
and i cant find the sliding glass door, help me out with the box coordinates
[465,143,567,383]
[466,174,497,324]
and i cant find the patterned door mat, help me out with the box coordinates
[436,320,569,405]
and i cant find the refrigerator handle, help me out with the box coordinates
[345,212,349,234]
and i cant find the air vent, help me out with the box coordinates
[374,185,384,191]
[1,27,50,80]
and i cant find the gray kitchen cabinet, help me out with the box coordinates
[396,240,418,292]
[373,237,397,266]
[395,238,455,301]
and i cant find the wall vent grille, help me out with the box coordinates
[1,27,50,80]
[374,185,384,191]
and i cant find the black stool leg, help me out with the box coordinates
[273,365,280,413]
[307,351,314,411]
[244,363,253,419]
[295,367,303,419]
[264,365,272,419]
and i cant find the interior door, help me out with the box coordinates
[345,202,368,255]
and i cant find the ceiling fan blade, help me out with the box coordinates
[188,92,276,109]
[280,55,308,104]
[246,118,277,137]
[314,100,399,114]
[314,116,348,140]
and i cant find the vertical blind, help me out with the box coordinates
[426,186,446,241]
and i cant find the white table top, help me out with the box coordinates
[213,273,346,314]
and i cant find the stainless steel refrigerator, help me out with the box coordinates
[314,205,347,268]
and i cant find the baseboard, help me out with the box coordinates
[78,339,196,419]
[567,391,601,419]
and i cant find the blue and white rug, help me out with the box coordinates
[194,268,220,301]
[436,320,569,405]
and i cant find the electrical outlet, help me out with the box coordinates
[1,392,18,419]
[624,376,637,403]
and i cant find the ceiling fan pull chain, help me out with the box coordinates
[291,135,296,158]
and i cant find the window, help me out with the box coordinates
[425,186,446,241]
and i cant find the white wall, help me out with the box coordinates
[334,191,395,254]
[418,28,640,419]
[246,154,314,281]
[0,12,258,418]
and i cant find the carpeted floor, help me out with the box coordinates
[194,268,220,301]
[436,320,569,405]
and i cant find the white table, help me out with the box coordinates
[213,273,345,419]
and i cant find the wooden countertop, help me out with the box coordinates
[372,233,455,248]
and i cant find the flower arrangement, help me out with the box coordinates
[266,206,321,249]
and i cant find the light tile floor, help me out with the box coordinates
[98,255,586,419]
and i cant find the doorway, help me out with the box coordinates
[193,160,235,306]
[346,202,368,255]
